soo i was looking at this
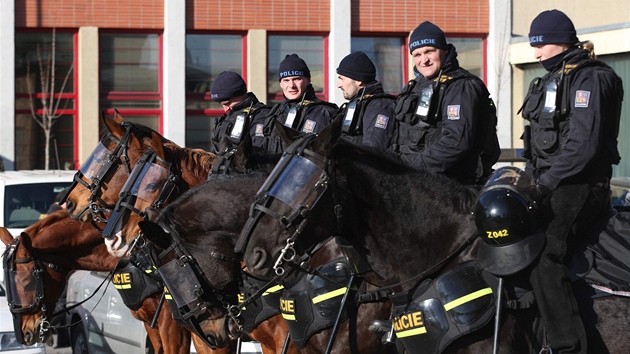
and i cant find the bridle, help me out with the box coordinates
[60,121,136,224]
[236,134,341,276]
[2,237,66,344]
[102,147,179,239]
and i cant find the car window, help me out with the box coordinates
[4,183,71,228]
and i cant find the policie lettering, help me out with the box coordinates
[393,311,424,332]
[410,39,436,50]
[529,35,544,44]
[112,272,132,285]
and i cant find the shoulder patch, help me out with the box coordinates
[255,123,264,137]
[575,90,590,108]
[302,120,316,134]
[447,105,460,120]
[375,114,389,129]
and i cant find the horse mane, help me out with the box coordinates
[164,143,217,181]
[333,139,477,213]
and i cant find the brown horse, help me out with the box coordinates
[0,211,228,354]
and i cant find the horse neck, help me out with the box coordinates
[335,150,478,291]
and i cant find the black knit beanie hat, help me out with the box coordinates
[278,54,311,80]
[336,51,376,83]
[211,71,247,102]
[529,10,578,46]
[409,21,448,53]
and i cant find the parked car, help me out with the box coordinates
[611,177,630,207]
[0,282,46,353]
[64,270,264,354]
[0,169,76,235]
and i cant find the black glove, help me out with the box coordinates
[537,184,552,197]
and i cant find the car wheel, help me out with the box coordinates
[71,324,89,354]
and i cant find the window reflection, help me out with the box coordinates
[351,37,405,94]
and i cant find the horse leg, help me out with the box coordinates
[249,316,300,354]
[190,332,236,354]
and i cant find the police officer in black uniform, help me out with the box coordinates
[261,54,338,153]
[521,10,624,354]
[393,21,500,185]
[336,51,396,150]
[209,71,271,153]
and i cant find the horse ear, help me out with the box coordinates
[103,111,125,140]
[150,132,167,162]
[274,120,302,146]
[233,134,253,173]
[0,227,14,246]
[312,115,343,157]
[113,109,125,123]
[138,220,172,250]
[217,136,234,153]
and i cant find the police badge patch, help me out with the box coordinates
[255,123,264,137]
[575,90,590,108]
[447,105,460,120]
[375,114,389,129]
[302,119,316,133]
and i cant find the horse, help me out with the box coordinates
[236,117,630,353]
[61,110,216,258]
[0,210,228,354]
[137,160,397,353]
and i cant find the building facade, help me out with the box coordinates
[0,0,627,176]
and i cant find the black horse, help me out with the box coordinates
[236,116,630,353]
[137,142,395,353]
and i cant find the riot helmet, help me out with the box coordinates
[475,166,545,276]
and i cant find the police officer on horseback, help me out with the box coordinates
[521,9,624,354]
[260,54,338,153]
[209,71,271,153]
[392,21,500,185]
[335,51,397,150]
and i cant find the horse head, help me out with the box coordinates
[0,211,111,346]
[138,201,244,349]
[237,117,345,280]
[64,111,164,222]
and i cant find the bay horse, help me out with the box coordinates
[137,165,396,353]
[0,210,227,354]
[236,117,630,353]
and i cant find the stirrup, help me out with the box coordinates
[368,320,395,344]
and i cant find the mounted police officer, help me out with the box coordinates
[261,54,338,153]
[521,10,624,354]
[209,71,271,153]
[335,51,396,150]
[393,21,500,185]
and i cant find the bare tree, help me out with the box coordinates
[26,28,74,170]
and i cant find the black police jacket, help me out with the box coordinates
[520,47,623,190]
[337,81,397,151]
[261,85,338,154]
[394,45,500,184]
[211,93,271,153]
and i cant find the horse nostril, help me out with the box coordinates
[23,330,33,345]
[251,247,268,271]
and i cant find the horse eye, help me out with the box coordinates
[143,183,158,192]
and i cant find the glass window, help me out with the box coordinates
[100,33,161,130]
[447,38,484,79]
[185,34,243,149]
[351,37,405,94]
[14,31,76,170]
[268,36,326,104]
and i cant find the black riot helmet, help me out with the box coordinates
[475,166,545,276]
